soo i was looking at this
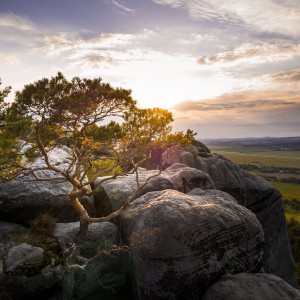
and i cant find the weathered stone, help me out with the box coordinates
[54,222,126,299]
[54,221,118,257]
[72,249,128,299]
[0,147,95,225]
[165,163,215,192]
[0,261,4,287]
[7,243,44,272]
[0,221,25,260]
[119,189,264,299]
[202,273,300,300]
[94,166,214,216]
[161,147,297,287]
[1,265,62,300]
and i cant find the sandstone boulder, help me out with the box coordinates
[202,273,300,300]
[0,241,62,300]
[94,166,214,216]
[7,243,44,272]
[0,147,95,225]
[161,146,296,287]
[0,262,62,300]
[54,221,118,257]
[54,221,129,299]
[0,221,25,260]
[119,189,264,299]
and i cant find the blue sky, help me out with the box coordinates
[0,0,300,138]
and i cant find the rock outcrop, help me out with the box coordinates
[202,273,300,300]
[161,146,296,287]
[54,221,127,299]
[94,165,214,216]
[0,141,297,299]
[119,189,264,299]
[7,243,44,272]
[54,221,118,257]
[0,221,125,300]
[0,147,95,225]
[0,221,25,260]
[0,237,62,300]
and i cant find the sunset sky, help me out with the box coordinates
[0,0,300,138]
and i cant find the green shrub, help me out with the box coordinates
[287,217,300,285]
[30,213,57,236]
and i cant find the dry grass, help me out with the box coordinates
[30,213,57,236]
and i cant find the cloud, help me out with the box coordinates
[111,0,135,15]
[0,53,20,65]
[171,89,300,138]
[0,13,35,31]
[270,68,300,82]
[173,99,298,111]
[39,32,135,57]
[198,42,300,65]
[172,89,300,121]
[151,0,300,37]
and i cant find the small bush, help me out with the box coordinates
[30,213,57,236]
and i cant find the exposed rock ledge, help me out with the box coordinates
[161,146,297,287]
[119,189,264,299]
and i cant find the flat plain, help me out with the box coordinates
[209,146,300,168]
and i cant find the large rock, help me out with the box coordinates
[54,221,118,257]
[7,243,44,272]
[202,273,300,300]
[0,221,124,300]
[71,248,129,299]
[54,221,129,299]
[0,262,62,300]
[119,189,264,299]
[0,221,25,260]
[0,147,95,225]
[161,146,297,287]
[0,242,62,300]
[94,166,214,216]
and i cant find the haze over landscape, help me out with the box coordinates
[0,0,300,138]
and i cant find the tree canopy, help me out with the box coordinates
[0,78,11,122]
[0,73,178,242]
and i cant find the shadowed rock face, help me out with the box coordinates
[161,146,297,287]
[94,166,215,217]
[202,273,300,300]
[0,221,25,260]
[119,189,264,300]
[0,148,95,225]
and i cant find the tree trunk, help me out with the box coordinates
[75,217,90,246]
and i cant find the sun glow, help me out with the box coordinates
[78,50,233,109]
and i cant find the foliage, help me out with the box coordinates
[184,129,197,145]
[164,129,197,147]
[86,121,123,142]
[287,218,300,285]
[0,78,11,122]
[123,107,173,144]
[271,182,300,200]
[30,213,57,236]
[0,73,176,245]
[284,198,300,212]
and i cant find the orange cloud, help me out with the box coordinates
[198,42,300,65]
[270,68,300,82]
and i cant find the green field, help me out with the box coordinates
[270,182,300,200]
[210,146,300,168]
[285,211,300,222]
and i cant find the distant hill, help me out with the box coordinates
[202,137,300,151]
